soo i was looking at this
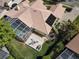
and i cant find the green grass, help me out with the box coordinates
[38,40,56,56]
[6,38,57,59]
[42,55,51,59]
[6,39,37,59]
[6,39,56,59]
[7,55,15,59]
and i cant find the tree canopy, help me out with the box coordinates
[0,18,16,47]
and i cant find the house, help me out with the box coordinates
[56,49,79,59]
[61,6,79,22]
[2,0,53,51]
[5,0,54,35]
[66,34,79,54]
[3,0,67,51]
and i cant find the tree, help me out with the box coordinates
[0,18,15,47]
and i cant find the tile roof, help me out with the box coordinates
[18,8,52,34]
[50,4,66,19]
[31,0,46,10]
[6,0,65,34]
[66,34,79,54]
[5,0,52,34]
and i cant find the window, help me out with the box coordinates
[15,29,21,36]
[22,27,30,34]
[46,14,56,26]
[15,20,21,24]
[11,19,21,29]
[11,22,18,29]
[10,18,18,23]
[17,23,26,31]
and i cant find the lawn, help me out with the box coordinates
[6,38,56,59]
[38,40,56,56]
[42,55,51,59]
[6,39,37,59]
[7,55,15,59]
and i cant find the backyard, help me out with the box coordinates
[6,38,56,59]
[38,40,56,56]
[6,39,37,59]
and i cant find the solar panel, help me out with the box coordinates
[46,14,56,26]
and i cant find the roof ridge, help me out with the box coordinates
[39,10,48,34]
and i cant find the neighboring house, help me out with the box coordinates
[56,34,79,59]
[66,34,79,54]
[61,6,79,22]
[56,49,79,59]
[50,4,79,33]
